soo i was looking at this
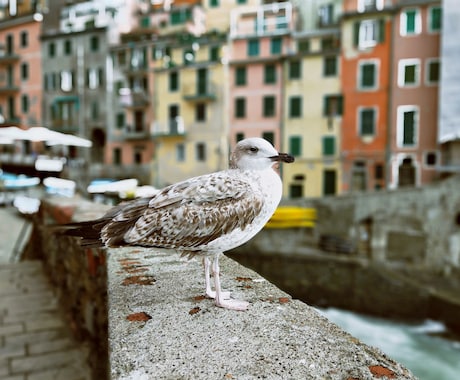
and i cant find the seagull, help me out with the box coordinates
[60,138,294,310]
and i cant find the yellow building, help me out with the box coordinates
[152,32,229,187]
[283,31,343,198]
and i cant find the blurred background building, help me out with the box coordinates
[0,0,457,198]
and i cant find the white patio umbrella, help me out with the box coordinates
[0,126,92,147]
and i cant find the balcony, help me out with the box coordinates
[0,84,19,94]
[0,47,19,64]
[183,82,217,102]
[230,2,294,38]
[152,117,185,138]
[123,125,151,140]
[119,88,150,108]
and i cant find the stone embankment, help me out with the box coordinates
[32,196,416,379]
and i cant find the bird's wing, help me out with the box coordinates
[102,172,265,249]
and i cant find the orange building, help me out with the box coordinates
[341,3,391,192]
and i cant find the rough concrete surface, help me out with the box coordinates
[108,247,415,380]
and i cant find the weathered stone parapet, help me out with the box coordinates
[32,197,111,380]
[34,197,416,379]
[108,247,414,379]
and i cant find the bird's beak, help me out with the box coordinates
[269,153,295,163]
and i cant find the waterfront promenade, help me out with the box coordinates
[0,206,91,380]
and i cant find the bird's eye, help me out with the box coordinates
[249,147,259,153]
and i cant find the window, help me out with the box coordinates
[91,102,99,119]
[358,0,384,13]
[209,0,219,7]
[60,70,73,91]
[398,59,420,87]
[375,163,384,180]
[358,61,378,90]
[237,0,247,4]
[263,96,276,117]
[21,95,29,113]
[271,37,282,55]
[235,97,246,118]
[323,170,337,196]
[290,184,303,198]
[169,71,179,91]
[171,8,191,25]
[90,36,99,52]
[289,136,302,157]
[113,148,121,165]
[183,49,195,65]
[196,143,206,161]
[20,31,28,48]
[196,103,206,122]
[20,63,28,80]
[289,96,302,118]
[428,6,442,33]
[209,46,219,62]
[48,42,56,57]
[358,107,377,136]
[86,68,100,89]
[247,39,259,56]
[236,133,245,142]
[322,136,335,156]
[289,60,301,79]
[397,106,418,147]
[116,113,125,129]
[298,40,310,53]
[401,8,421,36]
[262,132,274,145]
[318,3,334,26]
[323,95,344,117]
[426,59,440,85]
[235,67,246,86]
[176,144,185,162]
[64,40,72,55]
[424,151,437,167]
[354,19,385,49]
[264,64,276,84]
[324,56,337,76]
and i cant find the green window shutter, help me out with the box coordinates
[361,63,376,88]
[270,37,282,55]
[263,96,275,117]
[378,19,385,43]
[235,97,246,118]
[360,109,375,135]
[404,65,416,84]
[289,97,302,118]
[403,111,415,145]
[248,39,259,56]
[262,132,274,145]
[322,136,335,156]
[235,67,246,86]
[289,60,301,79]
[264,64,276,84]
[289,136,302,156]
[353,21,360,47]
[406,10,416,34]
[431,7,442,31]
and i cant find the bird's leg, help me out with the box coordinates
[212,255,249,311]
[203,257,230,300]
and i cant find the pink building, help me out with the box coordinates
[228,2,296,148]
[389,1,441,188]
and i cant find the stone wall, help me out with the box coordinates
[28,197,110,380]
[31,197,417,379]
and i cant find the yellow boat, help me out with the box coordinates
[265,207,317,229]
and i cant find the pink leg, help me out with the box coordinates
[212,255,249,311]
[203,257,230,300]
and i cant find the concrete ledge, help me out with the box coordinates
[108,247,415,379]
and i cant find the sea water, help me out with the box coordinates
[319,308,460,380]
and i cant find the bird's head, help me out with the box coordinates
[230,137,294,170]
